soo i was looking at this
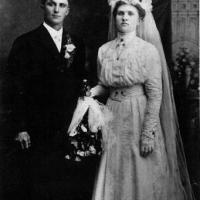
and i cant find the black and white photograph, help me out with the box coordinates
[0,0,199,200]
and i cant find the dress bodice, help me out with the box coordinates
[97,35,160,88]
[97,34,163,140]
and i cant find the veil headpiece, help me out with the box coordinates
[108,0,156,40]
[108,0,195,199]
[108,0,152,12]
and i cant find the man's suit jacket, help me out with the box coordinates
[5,25,87,150]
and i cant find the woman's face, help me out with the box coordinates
[115,4,139,34]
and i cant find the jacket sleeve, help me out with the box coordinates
[4,37,29,134]
[73,36,87,81]
[141,45,162,139]
[96,47,109,96]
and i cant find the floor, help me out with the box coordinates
[0,144,100,200]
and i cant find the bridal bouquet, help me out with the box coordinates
[65,80,113,162]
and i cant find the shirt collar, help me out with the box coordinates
[43,22,63,39]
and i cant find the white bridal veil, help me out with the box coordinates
[108,0,195,199]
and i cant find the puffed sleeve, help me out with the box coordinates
[141,45,162,139]
[97,47,103,85]
[90,47,108,97]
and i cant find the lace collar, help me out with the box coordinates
[115,32,137,48]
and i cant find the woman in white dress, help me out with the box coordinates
[90,0,194,200]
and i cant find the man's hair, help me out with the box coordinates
[41,0,70,5]
[113,1,146,20]
[41,0,46,4]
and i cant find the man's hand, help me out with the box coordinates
[140,137,154,157]
[15,131,31,149]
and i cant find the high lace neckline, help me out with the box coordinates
[116,31,137,43]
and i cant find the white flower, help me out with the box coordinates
[64,155,71,160]
[89,145,96,154]
[65,44,76,52]
[174,66,178,71]
[89,125,99,133]
[190,61,195,66]
[71,140,78,148]
[185,67,191,75]
[85,151,90,156]
[81,124,87,132]
[75,156,82,162]
[64,43,76,59]
[64,52,71,59]
[77,150,85,157]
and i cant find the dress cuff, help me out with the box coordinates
[141,129,156,140]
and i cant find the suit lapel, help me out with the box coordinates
[60,29,68,57]
[37,25,60,57]
[62,29,68,47]
[36,25,73,71]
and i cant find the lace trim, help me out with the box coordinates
[141,126,157,140]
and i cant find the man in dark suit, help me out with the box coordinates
[3,0,94,199]
[7,0,86,153]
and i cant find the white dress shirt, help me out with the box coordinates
[43,22,63,52]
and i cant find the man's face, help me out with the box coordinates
[42,0,69,29]
[115,4,139,34]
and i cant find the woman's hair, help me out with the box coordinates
[113,1,146,20]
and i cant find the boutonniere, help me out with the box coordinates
[64,34,76,68]
[64,44,76,59]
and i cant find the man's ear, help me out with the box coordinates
[40,3,44,10]
[65,8,70,16]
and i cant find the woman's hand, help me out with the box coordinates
[90,85,108,98]
[90,86,98,98]
[140,136,154,157]
[85,90,92,97]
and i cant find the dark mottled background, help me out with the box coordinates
[0,0,109,84]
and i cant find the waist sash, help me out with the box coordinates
[109,85,144,102]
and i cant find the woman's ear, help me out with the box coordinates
[137,17,140,26]
[136,19,140,35]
